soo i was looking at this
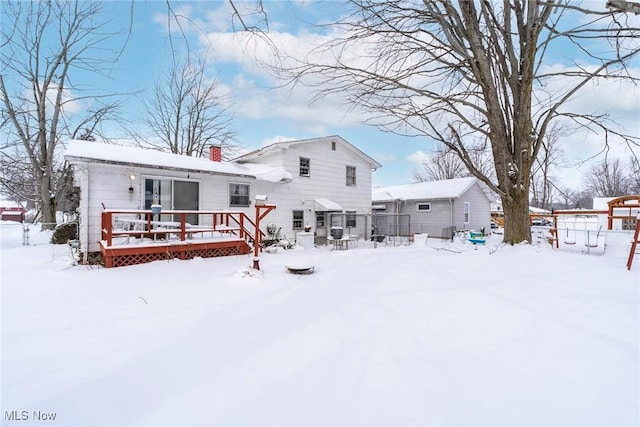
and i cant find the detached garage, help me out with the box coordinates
[372,177,493,239]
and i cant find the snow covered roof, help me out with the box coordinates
[233,135,382,170]
[314,199,343,211]
[64,140,292,183]
[0,200,24,209]
[372,177,484,202]
[593,197,615,210]
[529,206,551,214]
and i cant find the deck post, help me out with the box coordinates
[627,219,640,270]
[180,213,186,241]
[252,198,276,270]
[104,211,113,246]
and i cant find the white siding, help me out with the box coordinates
[72,137,378,255]
[406,199,456,237]
[375,182,492,239]
[452,185,492,233]
[236,138,375,240]
[79,162,264,254]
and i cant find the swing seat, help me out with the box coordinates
[564,229,576,245]
[585,227,602,248]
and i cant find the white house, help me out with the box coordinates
[233,135,382,243]
[372,177,493,238]
[64,136,381,261]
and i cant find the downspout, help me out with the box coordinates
[396,199,399,236]
[395,199,402,236]
[77,163,90,263]
[449,198,454,237]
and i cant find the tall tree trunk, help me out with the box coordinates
[502,190,531,244]
[40,171,56,229]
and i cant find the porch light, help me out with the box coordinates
[128,175,135,195]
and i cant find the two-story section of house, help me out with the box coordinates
[233,136,382,243]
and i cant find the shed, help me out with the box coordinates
[372,177,493,238]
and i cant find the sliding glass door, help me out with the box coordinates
[173,180,199,225]
[144,178,199,225]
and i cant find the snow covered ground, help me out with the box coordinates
[1,220,638,426]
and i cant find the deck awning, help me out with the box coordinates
[314,198,343,211]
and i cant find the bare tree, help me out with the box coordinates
[414,143,494,182]
[530,125,565,210]
[267,1,639,243]
[413,147,468,182]
[0,1,126,229]
[554,186,578,210]
[629,155,640,194]
[143,56,237,158]
[583,157,631,197]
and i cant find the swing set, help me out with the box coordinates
[546,195,640,267]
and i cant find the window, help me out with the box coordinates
[293,210,304,229]
[331,141,336,151]
[346,166,356,186]
[316,212,325,228]
[346,211,356,228]
[299,157,310,177]
[229,183,250,207]
[417,202,431,212]
[464,202,470,223]
[622,217,637,231]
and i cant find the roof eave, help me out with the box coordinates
[65,155,256,180]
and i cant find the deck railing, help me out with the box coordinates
[101,209,264,249]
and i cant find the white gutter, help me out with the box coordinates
[449,198,454,228]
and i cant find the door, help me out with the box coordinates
[144,178,199,225]
[315,211,327,241]
[173,181,199,225]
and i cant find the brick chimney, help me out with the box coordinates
[209,145,222,162]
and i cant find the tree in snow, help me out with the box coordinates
[143,55,237,158]
[238,0,640,243]
[413,143,494,183]
[0,1,126,228]
[583,157,633,197]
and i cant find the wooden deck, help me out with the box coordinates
[100,209,261,268]
[100,238,251,268]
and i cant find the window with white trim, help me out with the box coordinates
[346,166,356,186]
[417,202,431,212]
[464,202,470,223]
[293,210,304,229]
[229,183,250,207]
[299,157,310,177]
[346,211,356,228]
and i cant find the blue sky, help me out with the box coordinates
[78,0,430,188]
[77,1,638,189]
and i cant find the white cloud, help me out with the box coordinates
[406,151,430,165]
[170,3,639,190]
[31,83,82,116]
[261,135,297,147]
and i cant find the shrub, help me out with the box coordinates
[51,222,78,244]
